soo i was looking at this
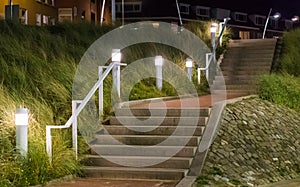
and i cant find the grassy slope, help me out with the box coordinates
[0,20,224,186]
[258,28,300,111]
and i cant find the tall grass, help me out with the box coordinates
[0,20,228,186]
[279,28,300,76]
[258,28,300,111]
[0,21,116,186]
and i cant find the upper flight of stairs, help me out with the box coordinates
[82,107,210,182]
[213,38,278,96]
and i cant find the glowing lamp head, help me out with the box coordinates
[292,16,299,22]
[15,108,29,126]
[186,58,193,68]
[112,49,121,62]
[155,56,163,66]
[210,23,218,33]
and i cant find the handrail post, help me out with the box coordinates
[197,68,201,85]
[72,100,81,160]
[46,126,52,161]
[206,53,212,82]
[98,66,104,116]
[112,63,121,98]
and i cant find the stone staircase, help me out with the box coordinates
[213,38,277,96]
[82,107,210,183]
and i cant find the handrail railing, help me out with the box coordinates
[46,61,126,161]
[197,17,230,85]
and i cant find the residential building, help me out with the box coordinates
[55,0,111,24]
[0,0,57,25]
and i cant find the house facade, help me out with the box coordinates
[0,0,111,25]
[55,0,111,24]
[0,0,57,25]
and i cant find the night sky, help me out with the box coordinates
[193,0,300,18]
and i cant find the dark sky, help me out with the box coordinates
[192,0,300,18]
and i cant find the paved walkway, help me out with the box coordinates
[45,178,178,187]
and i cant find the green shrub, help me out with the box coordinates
[279,28,300,76]
[258,73,300,111]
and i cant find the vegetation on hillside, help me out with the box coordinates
[258,28,300,111]
[0,19,226,186]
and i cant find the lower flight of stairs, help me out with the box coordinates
[81,107,211,182]
[212,38,278,96]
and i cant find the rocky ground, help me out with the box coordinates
[198,96,300,186]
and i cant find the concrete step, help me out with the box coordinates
[220,65,271,72]
[221,70,269,76]
[225,48,275,54]
[215,75,260,81]
[99,126,204,136]
[224,53,274,59]
[114,108,211,117]
[212,89,257,95]
[90,145,197,157]
[211,84,258,90]
[82,166,188,180]
[213,79,257,86]
[91,135,201,146]
[109,116,207,126]
[222,58,273,64]
[83,155,192,169]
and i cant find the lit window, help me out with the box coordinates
[58,8,73,22]
[196,6,210,17]
[235,12,247,22]
[116,2,142,13]
[36,14,41,26]
[43,15,49,25]
[179,3,189,15]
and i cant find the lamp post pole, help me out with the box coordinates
[262,8,272,39]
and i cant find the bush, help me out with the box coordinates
[279,28,300,76]
[258,73,300,111]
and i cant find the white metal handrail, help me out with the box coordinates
[46,62,125,161]
[197,18,230,84]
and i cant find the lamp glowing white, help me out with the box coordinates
[15,108,29,156]
[186,58,193,81]
[155,56,163,90]
[112,49,122,97]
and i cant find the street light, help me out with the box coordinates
[155,56,163,91]
[112,49,122,97]
[291,16,299,22]
[15,108,29,157]
[186,58,193,81]
[263,8,281,39]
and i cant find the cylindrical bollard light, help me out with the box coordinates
[15,108,29,157]
[186,58,193,81]
[210,23,218,61]
[112,49,122,97]
[155,56,163,91]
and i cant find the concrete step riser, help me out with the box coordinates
[82,167,186,180]
[114,108,210,117]
[215,75,260,81]
[109,117,207,126]
[221,71,269,76]
[214,80,257,85]
[224,54,274,59]
[101,126,204,136]
[211,85,258,90]
[90,146,197,157]
[83,156,191,169]
[220,66,271,71]
[91,135,200,146]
